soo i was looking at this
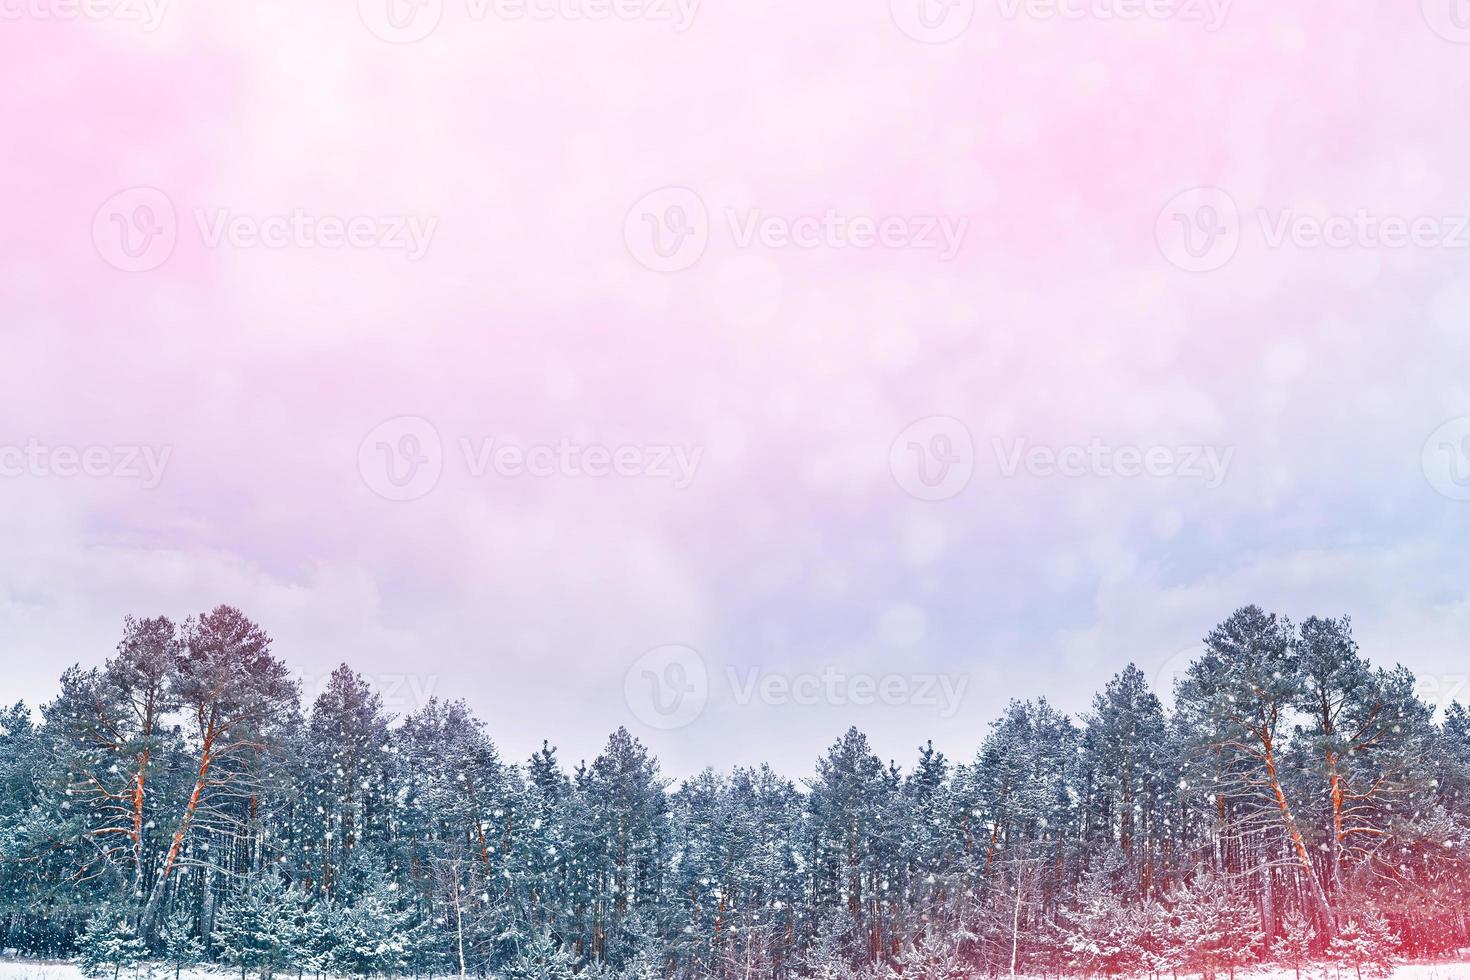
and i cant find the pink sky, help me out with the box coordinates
[3,0,1470,776]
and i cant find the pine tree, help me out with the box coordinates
[613,948,663,980]
[77,910,149,980]
[305,666,392,901]
[213,874,302,980]
[1273,909,1313,980]
[139,607,298,933]
[1169,873,1261,980]
[1329,914,1398,980]
[332,881,414,977]
[160,906,205,980]
[805,728,895,970]
[1135,899,1179,980]
[1175,607,1337,937]
[578,728,668,968]
[1294,617,1436,912]
[1081,665,1174,899]
[893,931,967,980]
[502,928,580,980]
[1058,861,1138,976]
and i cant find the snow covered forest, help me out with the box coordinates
[2,604,1469,980]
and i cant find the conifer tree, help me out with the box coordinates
[502,928,581,980]
[1329,914,1398,980]
[5,603,1470,976]
[160,906,205,980]
[1274,908,1314,980]
[213,874,302,980]
[77,909,149,980]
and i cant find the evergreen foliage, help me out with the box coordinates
[0,604,1464,977]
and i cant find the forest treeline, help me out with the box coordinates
[2,604,1469,980]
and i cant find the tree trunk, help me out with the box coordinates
[130,749,150,897]
[1009,882,1022,979]
[454,875,467,978]
[141,732,217,931]
[1262,731,1335,936]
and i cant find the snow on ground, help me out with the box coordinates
[4,963,1470,980]
[0,966,225,980]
